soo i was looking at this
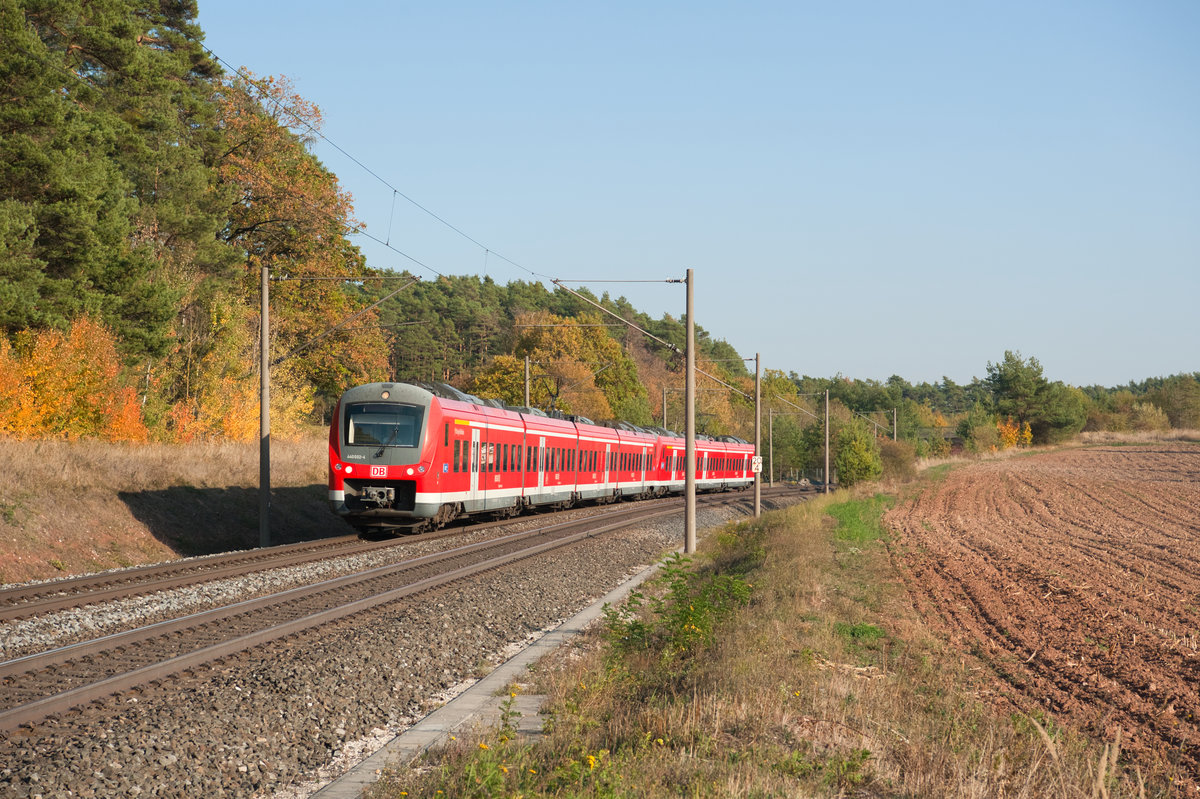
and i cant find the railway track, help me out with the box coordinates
[1,489,802,734]
[0,495,688,623]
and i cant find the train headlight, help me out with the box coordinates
[345,465,354,474]
[381,390,390,399]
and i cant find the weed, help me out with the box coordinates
[834,621,885,643]
[822,747,872,792]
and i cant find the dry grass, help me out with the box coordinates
[0,432,340,584]
[371,490,1163,798]
[1078,429,1200,445]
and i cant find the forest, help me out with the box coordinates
[2,1,1197,483]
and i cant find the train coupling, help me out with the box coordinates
[362,486,395,507]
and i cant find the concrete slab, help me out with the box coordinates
[309,558,665,798]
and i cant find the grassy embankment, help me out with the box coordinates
[371,481,1158,798]
[0,434,346,584]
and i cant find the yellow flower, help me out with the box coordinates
[479,742,490,750]
[529,768,538,774]
[500,765,509,774]
[587,754,597,770]
[655,738,665,746]
[793,691,801,697]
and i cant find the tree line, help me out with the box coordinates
[1,2,1195,480]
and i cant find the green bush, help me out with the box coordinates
[833,420,882,487]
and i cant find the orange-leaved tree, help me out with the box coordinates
[997,417,1021,450]
[0,317,148,441]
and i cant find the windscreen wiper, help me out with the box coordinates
[374,427,399,458]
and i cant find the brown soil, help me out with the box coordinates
[885,445,1200,790]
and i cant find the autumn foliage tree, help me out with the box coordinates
[0,317,147,441]
[471,311,650,423]
[215,73,389,392]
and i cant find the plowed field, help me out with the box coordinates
[885,445,1200,790]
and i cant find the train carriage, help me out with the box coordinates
[329,381,756,534]
[574,423,619,503]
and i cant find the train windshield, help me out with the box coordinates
[344,402,425,448]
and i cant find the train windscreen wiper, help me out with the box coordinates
[374,426,399,458]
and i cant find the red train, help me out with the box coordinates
[328,381,756,533]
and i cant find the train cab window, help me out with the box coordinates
[444,423,449,448]
[344,402,424,448]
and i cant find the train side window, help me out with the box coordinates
[453,440,460,472]
[444,423,449,448]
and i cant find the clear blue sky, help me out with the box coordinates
[196,1,1198,388]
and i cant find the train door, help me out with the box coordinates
[537,435,546,490]
[640,445,648,486]
[467,428,482,505]
[603,443,611,492]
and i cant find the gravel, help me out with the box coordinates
[0,499,788,798]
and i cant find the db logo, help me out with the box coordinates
[370,466,388,478]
